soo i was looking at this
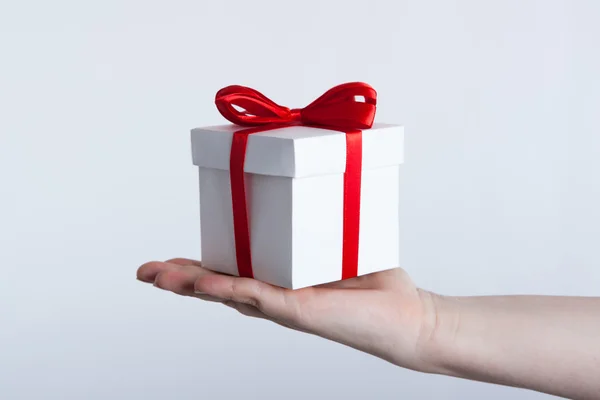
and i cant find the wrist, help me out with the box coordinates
[415,289,461,375]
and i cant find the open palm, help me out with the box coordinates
[137,258,436,371]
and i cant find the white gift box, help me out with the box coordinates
[191,123,404,289]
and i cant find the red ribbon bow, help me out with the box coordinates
[216,82,377,129]
[216,82,377,281]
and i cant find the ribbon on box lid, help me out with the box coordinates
[215,82,377,280]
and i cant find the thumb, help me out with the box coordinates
[194,274,300,322]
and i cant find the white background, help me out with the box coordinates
[1,1,599,399]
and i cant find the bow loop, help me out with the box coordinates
[215,85,293,126]
[215,82,377,130]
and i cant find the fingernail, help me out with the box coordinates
[194,290,206,295]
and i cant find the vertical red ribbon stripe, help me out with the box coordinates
[341,129,362,280]
[229,125,286,279]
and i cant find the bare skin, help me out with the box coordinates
[137,258,600,399]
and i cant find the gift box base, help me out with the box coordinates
[198,165,401,289]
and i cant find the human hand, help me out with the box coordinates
[138,259,600,398]
[137,258,440,372]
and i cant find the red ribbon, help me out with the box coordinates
[215,82,377,280]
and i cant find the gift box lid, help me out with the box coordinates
[191,123,403,178]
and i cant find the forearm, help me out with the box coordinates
[418,292,600,399]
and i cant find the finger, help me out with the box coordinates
[138,259,204,283]
[165,258,202,267]
[195,275,300,323]
[223,301,270,320]
[137,261,181,283]
[154,264,217,297]
[165,258,236,277]
[194,293,224,303]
